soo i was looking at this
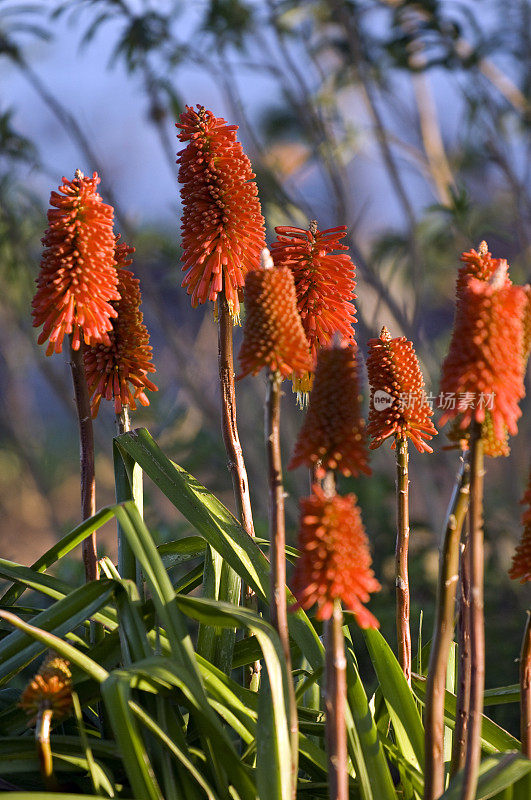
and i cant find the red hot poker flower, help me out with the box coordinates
[270,222,357,392]
[176,105,266,318]
[238,253,313,379]
[291,485,380,626]
[366,327,437,452]
[19,655,72,726]
[439,264,527,440]
[32,171,119,356]
[84,241,157,417]
[289,344,371,477]
[509,470,531,584]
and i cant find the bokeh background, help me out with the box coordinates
[1,0,529,732]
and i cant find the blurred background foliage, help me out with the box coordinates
[0,0,529,732]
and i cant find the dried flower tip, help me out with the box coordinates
[289,345,371,478]
[238,266,313,379]
[32,171,119,356]
[367,330,437,452]
[439,274,527,440]
[19,655,72,725]
[270,223,357,389]
[509,470,531,583]
[176,105,266,318]
[478,240,488,256]
[84,239,157,417]
[291,485,380,626]
[261,247,274,270]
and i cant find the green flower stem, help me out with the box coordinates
[69,337,98,583]
[424,454,470,800]
[460,421,485,800]
[265,369,298,798]
[395,434,411,683]
[325,599,348,800]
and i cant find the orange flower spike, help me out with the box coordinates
[366,326,437,452]
[439,263,527,440]
[19,655,72,726]
[238,250,314,379]
[84,240,157,417]
[32,171,119,356]
[509,471,531,583]
[291,485,380,627]
[270,222,357,381]
[176,105,266,317]
[289,344,371,477]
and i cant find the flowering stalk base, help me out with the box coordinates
[451,511,472,777]
[460,422,485,800]
[424,455,470,800]
[217,295,259,684]
[114,408,143,590]
[36,708,59,792]
[69,338,98,583]
[396,435,411,682]
[265,369,298,797]
[325,600,348,800]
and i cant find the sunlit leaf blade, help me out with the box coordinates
[345,646,398,800]
[364,628,425,770]
[0,581,115,685]
[116,428,323,669]
[412,675,520,752]
[0,506,119,606]
[440,753,531,799]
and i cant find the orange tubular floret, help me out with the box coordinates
[270,223,357,389]
[84,240,157,417]
[176,105,265,317]
[366,327,437,452]
[291,486,380,626]
[289,344,371,477]
[439,268,527,440]
[32,171,119,355]
[509,471,531,584]
[237,264,313,379]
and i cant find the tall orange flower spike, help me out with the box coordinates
[270,222,357,393]
[176,105,266,318]
[237,250,313,379]
[32,171,119,356]
[84,240,157,417]
[291,485,380,626]
[509,470,531,583]
[439,263,527,440]
[289,344,371,477]
[19,654,72,726]
[366,327,437,452]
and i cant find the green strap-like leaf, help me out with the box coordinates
[115,428,323,669]
[440,753,531,799]
[412,675,520,752]
[364,627,425,770]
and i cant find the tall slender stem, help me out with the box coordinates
[36,708,59,792]
[217,294,260,687]
[217,295,255,536]
[395,435,411,682]
[521,611,531,759]
[114,408,142,589]
[265,369,298,797]
[451,511,472,776]
[325,600,348,800]
[424,455,470,800]
[460,422,485,800]
[69,339,98,582]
